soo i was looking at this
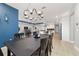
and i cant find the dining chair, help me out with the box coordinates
[14,33,24,40]
[0,48,3,56]
[32,39,49,56]
[39,38,48,56]
[48,33,53,55]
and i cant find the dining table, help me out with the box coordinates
[5,34,49,56]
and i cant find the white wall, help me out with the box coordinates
[70,14,75,42]
[74,4,79,48]
[56,3,79,49]
[61,12,70,41]
[61,3,79,49]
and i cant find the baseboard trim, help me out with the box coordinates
[62,39,74,43]
[74,46,79,52]
[68,41,74,43]
[62,39,79,52]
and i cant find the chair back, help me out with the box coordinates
[48,33,53,55]
[40,38,48,56]
[0,49,3,56]
[14,33,24,40]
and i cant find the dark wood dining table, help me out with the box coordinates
[5,34,49,56]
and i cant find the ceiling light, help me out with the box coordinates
[24,15,29,19]
[29,9,33,14]
[37,11,42,15]
[40,15,44,18]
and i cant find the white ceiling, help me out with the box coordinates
[6,3,76,20]
[7,3,76,15]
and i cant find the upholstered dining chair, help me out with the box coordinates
[48,33,53,55]
[40,38,48,56]
[14,33,24,40]
[0,48,3,56]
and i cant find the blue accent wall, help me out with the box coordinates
[0,3,18,48]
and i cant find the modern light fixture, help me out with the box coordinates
[23,6,46,20]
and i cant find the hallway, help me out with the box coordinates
[51,33,79,56]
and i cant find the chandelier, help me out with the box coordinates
[23,6,46,20]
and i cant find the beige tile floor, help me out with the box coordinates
[51,33,79,56]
